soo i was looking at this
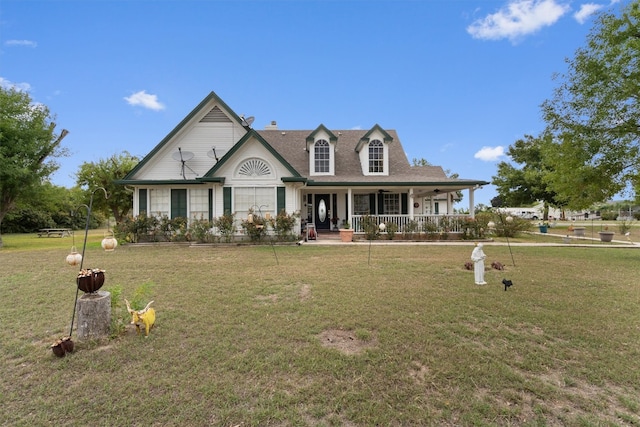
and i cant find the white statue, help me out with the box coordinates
[471,243,487,285]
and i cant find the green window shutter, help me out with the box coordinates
[276,187,286,214]
[171,189,187,219]
[401,193,408,214]
[208,189,213,222]
[223,187,232,215]
[377,193,384,215]
[369,193,376,214]
[139,189,147,214]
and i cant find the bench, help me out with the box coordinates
[37,228,73,238]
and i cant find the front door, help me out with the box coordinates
[314,194,331,230]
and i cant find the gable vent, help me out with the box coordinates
[238,159,271,177]
[200,106,232,123]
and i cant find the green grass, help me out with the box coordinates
[1,232,640,426]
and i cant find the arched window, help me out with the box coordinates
[237,159,271,177]
[369,140,384,173]
[314,139,330,173]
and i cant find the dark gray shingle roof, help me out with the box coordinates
[257,129,453,183]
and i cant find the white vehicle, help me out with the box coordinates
[498,207,541,220]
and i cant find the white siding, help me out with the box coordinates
[132,99,248,182]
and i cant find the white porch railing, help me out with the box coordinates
[349,214,470,234]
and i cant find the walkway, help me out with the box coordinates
[304,231,640,248]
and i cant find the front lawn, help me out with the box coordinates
[1,235,639,426]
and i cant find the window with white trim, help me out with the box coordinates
[234,187,274,218]
[383,193,400,215]
[314,139,330,173]
[189,188,209,220]
[237,159,272,178]
[354,194,370,215]
[149,188,169,217]
[368,140,384,173]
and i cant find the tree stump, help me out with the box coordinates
[77,291,111,340]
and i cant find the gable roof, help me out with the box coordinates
[355,124,394,153]
[305,124,338,149]
[201,129,302,181]
[120,91,247,182]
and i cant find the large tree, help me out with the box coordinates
[492,133,562,219]
[75,152,139,223]
[0,87,68,247]
[541,1,640,208]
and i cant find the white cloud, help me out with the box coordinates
[4,39,37,48]
[0,76,32,92]
[574,3,603,24]
[124,90,165,111]
[467,0,570,42]
[474,146,505,161]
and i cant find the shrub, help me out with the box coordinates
[105,284,127,338]
[422,219,438,239]
[403,220,419,240]
[114,213,159,243]
[618,219,634,235]
[213,212,236,243]
[361,214,381,240]
[241,209,268,242]
[189,216,214,243]
[439,217,451,240]
[1,208,54,233]
[270,209,300,241]
[460,217,479,240]
[385,222,398,240]
[490,212,531,238]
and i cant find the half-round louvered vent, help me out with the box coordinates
[238,159,271,177]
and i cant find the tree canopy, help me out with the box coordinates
[541,1,640,208]
[0,87,68,247]
[492,133,561,219]
[75,151,139,223]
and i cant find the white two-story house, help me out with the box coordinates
[117,90,489,235]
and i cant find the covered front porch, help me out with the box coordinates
[299,184,487,235]
[349,213,469,235]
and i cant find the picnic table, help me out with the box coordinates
[37,228,73,238]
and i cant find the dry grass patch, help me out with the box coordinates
[317,329,376,355]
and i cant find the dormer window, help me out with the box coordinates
[369,140,384,173]
[314,140,330,173]
[307,125,337,176]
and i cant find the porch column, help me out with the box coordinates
[446,192,452,215]
[409,188,414,219]
[347,187,353,225]
[469,187,475,218]
[133,186,139,216]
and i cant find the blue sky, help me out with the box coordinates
[0,0,626,206]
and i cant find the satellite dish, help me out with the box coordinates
[207,147,226,163]
[172,149,194,161]
[241,115,255,128]
[172,147,196,179]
